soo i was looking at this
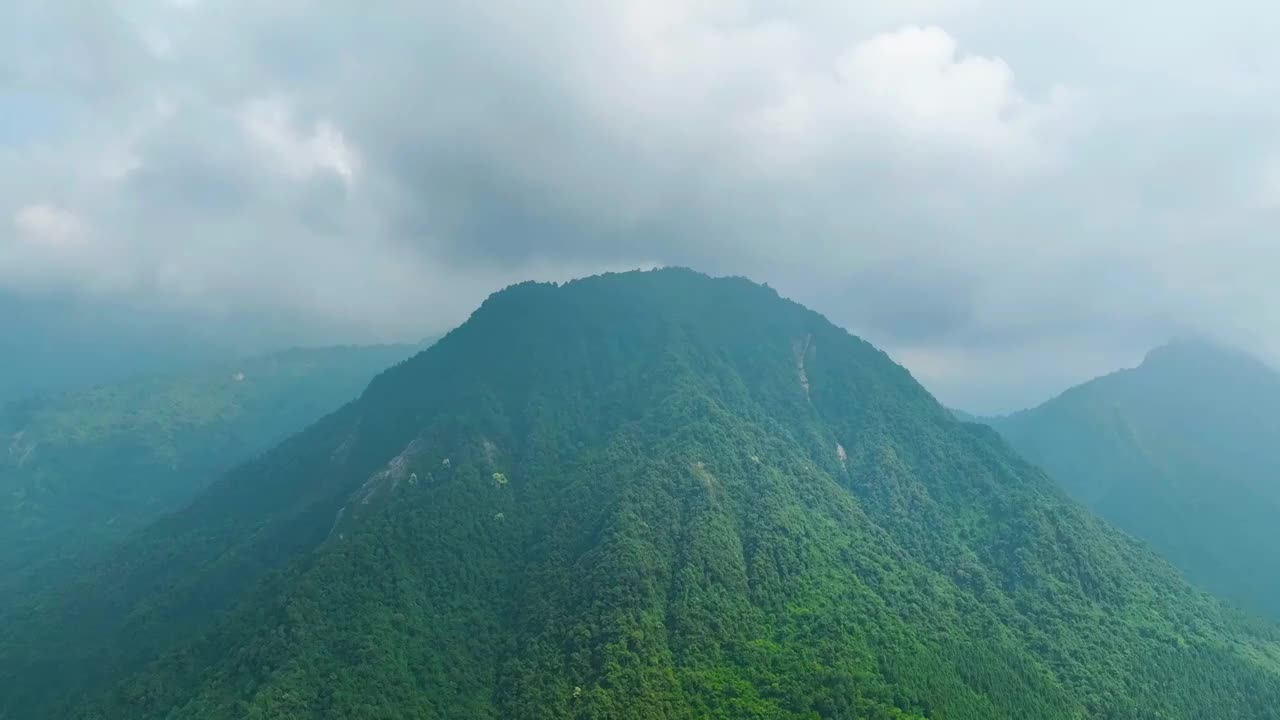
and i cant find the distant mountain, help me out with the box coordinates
[988,339,1280,619]
[4,273,1280,720]
[0,343,418,608]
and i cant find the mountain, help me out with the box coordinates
[5,270,1280,720]
[987,339,1280,620]
[0,343,417,609]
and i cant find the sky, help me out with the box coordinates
[3,1,1279,413]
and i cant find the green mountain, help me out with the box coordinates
[986,339,1280,620]
[0,343,416,608]
[5,271,1280,720]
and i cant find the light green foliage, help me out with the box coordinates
[988,340,1280,620]
[492,472,508,487]
[4,271,1280,720]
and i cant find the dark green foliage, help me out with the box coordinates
[0,344,416,609]
[988,340,1280,619]
[4,272,1280,719]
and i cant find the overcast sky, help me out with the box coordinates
[4,1,1279,413]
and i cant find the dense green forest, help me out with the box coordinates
[4,270,1280,719]
[987,340,1280,620]
[0,343,416,611]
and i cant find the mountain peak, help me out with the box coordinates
[1140,336,1267,373]
[1136,335,1274,386]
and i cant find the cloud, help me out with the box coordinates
[238,97,361,186]
[835,26,1067,160]
[4,204,129,294]
[4,0,1280,412]
[13,204,85,248]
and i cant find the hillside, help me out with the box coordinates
[0,343,416,608]
[4,271,1280,720]
[987,340,1280,619]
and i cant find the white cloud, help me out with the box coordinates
[238,98,361,187]
[13,205,86,249]
[4,205,107,291]
[737,25,1074,176]
[99,146,144,180]
[837,27,1055,153]
[142,29,174,59]
[95,95,179,180]
[1255,160,1280,211]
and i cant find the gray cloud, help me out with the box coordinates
[4,0,1280,412]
